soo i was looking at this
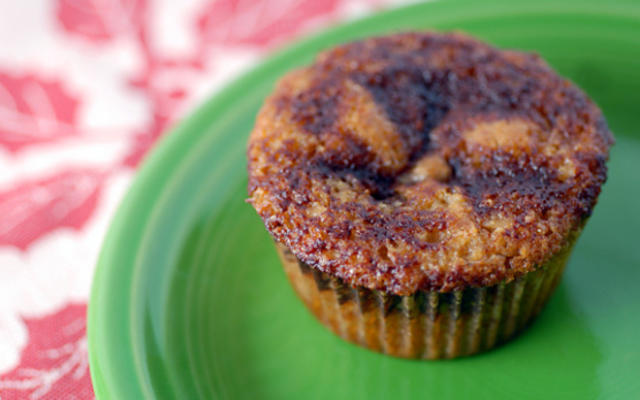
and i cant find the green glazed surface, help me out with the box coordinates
[88,1,640,398]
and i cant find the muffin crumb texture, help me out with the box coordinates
[248,32,613,295]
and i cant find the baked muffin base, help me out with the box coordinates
[276,240,576,359]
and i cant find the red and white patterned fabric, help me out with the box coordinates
[0,0,410,398]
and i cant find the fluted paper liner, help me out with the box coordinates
[276,241,575,359]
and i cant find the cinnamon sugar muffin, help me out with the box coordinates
[247,32,613,359]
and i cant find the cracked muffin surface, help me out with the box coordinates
[247,32,613,296]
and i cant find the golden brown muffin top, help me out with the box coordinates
[247,32,613,295]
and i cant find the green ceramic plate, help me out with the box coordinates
[88,1,640,398]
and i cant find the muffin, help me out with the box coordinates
[247,32,613,359]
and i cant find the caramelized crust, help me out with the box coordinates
[247,32,613,295]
